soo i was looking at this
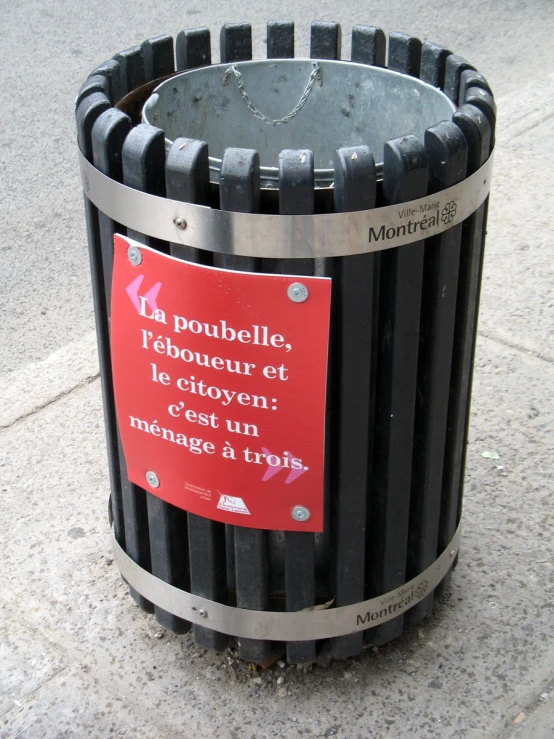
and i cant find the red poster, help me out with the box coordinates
[110,234,331,532]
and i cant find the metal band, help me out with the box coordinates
[110,522,461,641]
[79,150,493,259]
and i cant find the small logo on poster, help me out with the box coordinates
[217,494,251,515]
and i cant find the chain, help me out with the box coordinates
[222,62,321,126]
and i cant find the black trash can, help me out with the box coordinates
[76,20,495,664]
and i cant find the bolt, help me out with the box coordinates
[174,217,187,230]
[450,549,456,558]
[291,505,310,522]
[287,283,309,303]
[127,246,142,266]
[199,609,208,618]
[146,471,160,488]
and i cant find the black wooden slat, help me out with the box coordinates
[387,32,422,76]
[464,88,497,149]
[310,21,341,60]
[141,34,175,82]
[91,59,124,104]
[267,20,294,58]
[76,93,110,161]
[187,516,229,647]
[91,107,133,560]
[123,125,166,216]
[420,41,451,88]
[405,122,468,626]
[351,25,386,66]
[91,109,131,306]
[220,23,252,63]
[76,74,111,108]
[215,148,269,662]
[444,55,475,103]
[234,526,270,654]
[113,46,145,94]
[365,134,427,646]
[330,146,377,659]
[165,137,228,649]
[459,69,492,106]
[122,124,192,627]
[270,149,315,277]
[176,28,212,70]
[145,497,190,632]
[272,148,317,665]
[76,94,125,552]
[437,105,491,596]
[225,525,236,592]
[166,137,212,264]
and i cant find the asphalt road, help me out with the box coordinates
[1,0,553,375]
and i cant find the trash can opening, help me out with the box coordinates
[142,59,456,188]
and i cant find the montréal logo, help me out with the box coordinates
[441,201,457,224]
[414,580,429,600]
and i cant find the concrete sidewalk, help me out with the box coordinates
[2,8,554,739]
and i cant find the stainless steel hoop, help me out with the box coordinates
[79,150,493,259]
[110,521,461,641]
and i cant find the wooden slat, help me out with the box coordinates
[165,137,212,264]
[122,124,192,627]
[90,108,132,548]
[76,93,111,161]
[176,28,212,70]
[420,41,451,88]
[165,137,229,649]
[444,55,475,102]
[351,25,386,66]
[76,75,111,108]
[274,148,317,664]
[75,94,126,552]
[464,88,497,149]
[387,32,422,76]
[459,69,492,106]
[145,497,190,632]
[220,23,252,63]
[267,20,294,58]
[405,121,468,627]
[90,59,124,104]
[113,46,145,95]
[215,148,270,663]
[310,21,341,59]
[91,109,131,306]
[365,134,427,646]
[437,105,491,597]
[140,34,175,82]
[330,145,377,659]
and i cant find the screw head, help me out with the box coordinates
[198,609,208,618]
[291,505,310,522]
[127,246,142,266]
[174,217,187,230]
[146,471,160,488]
[450,549,456,559]
[287,283,309,303]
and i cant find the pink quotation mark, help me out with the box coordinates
[261,448,307,485]
[126,275,162,314]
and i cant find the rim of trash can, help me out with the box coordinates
[142,58,457,188]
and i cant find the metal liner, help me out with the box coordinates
[141,59,457,189]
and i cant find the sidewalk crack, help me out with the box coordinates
[478,330,554,365]
[0,374,100,431]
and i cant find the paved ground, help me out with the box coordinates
[1,0,553,737]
